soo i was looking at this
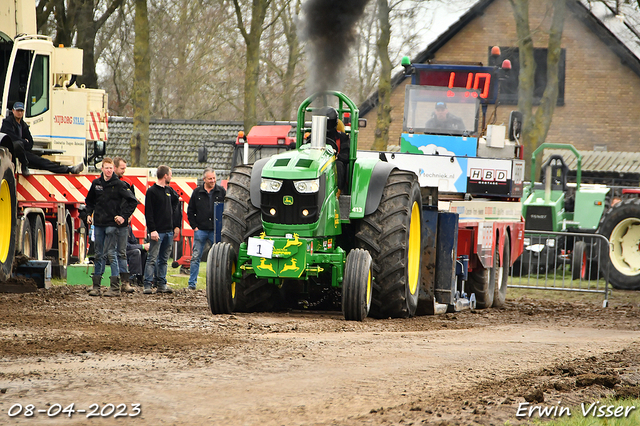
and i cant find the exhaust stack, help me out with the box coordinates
[310,115,327,149]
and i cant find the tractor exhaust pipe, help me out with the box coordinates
[544,164,552,204]
[310,115,327,149]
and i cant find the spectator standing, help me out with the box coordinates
[113,157,138,293]
[186,168,226,289]
[143,165,181,294]
[85,157,138,297]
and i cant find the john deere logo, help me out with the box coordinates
[283,196,294,205]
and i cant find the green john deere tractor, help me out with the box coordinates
[207,91,422,320]
[521,143,640,289]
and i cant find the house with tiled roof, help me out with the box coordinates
[104,117,242,179]
[358,0,640,184]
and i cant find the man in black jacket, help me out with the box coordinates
[0,102,84,176]
[113,156,138,293]
[143,165,181,294]
[85,157,138,297]
[186,168,226,289]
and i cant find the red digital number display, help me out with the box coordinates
[418,70,492,99]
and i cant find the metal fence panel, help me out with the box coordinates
[508,230,610,307]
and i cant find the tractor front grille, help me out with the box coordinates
[525,206,554,231]
[261,178,325,225]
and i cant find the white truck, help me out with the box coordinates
[0,0,109,278]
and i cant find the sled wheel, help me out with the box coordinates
[32,215,45,261]
[19,216,32,257]
[492,236,510,308]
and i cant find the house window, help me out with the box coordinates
[489,47,565,106]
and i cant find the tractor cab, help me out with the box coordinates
[255,91,361,239]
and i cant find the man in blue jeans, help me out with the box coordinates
[143,165,181,294]
[85,157,138,296]
[187,168,226,289]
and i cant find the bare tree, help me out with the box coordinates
[233,0,273,131]
[130,0,150,166]
[260,0,305,121]
[372,0,391,151]
[509,0,566,172]
[97,1,135,116]
[44,0,124,88]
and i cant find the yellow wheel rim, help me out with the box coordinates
[407,201,420,295]
[231,262,236,298]
[366,268,371,304]
[0,179,12,263]
[610,217,640,276]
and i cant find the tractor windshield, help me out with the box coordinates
[403,85,480,136]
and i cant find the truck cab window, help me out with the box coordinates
[7,48,33,109]
[26,54,49,117]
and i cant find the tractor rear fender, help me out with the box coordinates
[350,159,395,219]
[249,158,270,209]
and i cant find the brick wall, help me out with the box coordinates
[359,0,640,153]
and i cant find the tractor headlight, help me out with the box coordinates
[260,178,283,192]
[293,179,320,193]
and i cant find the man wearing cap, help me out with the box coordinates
[0,102,84,176]
[425,102,466,132]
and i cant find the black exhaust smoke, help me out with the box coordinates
[300,0,371,94]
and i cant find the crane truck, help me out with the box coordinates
[0,0,108,278]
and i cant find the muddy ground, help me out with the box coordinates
[1,284,639,425]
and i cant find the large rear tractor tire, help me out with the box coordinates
[342,249,373,321]
[597,198,640,290]
[206,242,237,314]
[355,169,422,318]
[0,147,16,282]
[220,165,281,312]
[492,236,510,308]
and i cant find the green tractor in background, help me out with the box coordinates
[521,143,640,289]
[206,91,422,320]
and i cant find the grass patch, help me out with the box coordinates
[52,262,208,290]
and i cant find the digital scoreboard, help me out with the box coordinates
[411,64,499,104]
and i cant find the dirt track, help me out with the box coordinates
[1,286,640,425]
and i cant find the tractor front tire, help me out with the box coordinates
[571,241,588,280]
[342,249,373,321]
[597,198,640,290]
[221,165,281,312]
[355,169,422,318]
[206,242,237,314]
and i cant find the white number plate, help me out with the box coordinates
[247,237,274,259]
